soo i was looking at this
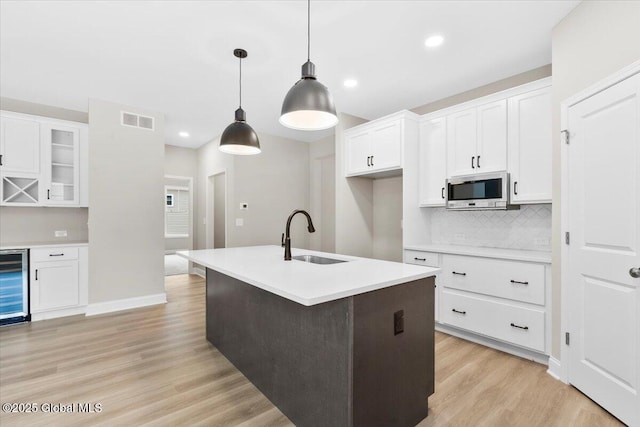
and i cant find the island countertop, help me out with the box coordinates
[178,245,440,306]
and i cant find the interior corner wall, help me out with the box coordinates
[195,132,310,252]
[372,176,403,262]
[309,135,336,252]
[88,99,165,304]
[334,112,371,257]
[550,0,640,360]
[164,145,198,252]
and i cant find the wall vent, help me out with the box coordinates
[121,111,155,131]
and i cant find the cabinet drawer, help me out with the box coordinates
[440,254,545,305]
[440,290,545,352]
[403,250,439,267]
[31,247,79,262]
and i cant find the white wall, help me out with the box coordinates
[373,177,403,262]
[196,131,310,252]
[88,99,165,304]
[309,135,335,252]
[335,113,371,257]
[550,0,640,359]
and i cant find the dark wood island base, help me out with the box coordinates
[206,269,435,427]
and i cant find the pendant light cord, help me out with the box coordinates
[307,0,310,61]
[239,55,242,109]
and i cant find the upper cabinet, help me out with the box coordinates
[508,86,552,204]
[447,100,507,176]
[419,117,447,207]
[0,111,88,207]
[344,111,418,178]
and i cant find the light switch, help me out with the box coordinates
[236,218,244,227]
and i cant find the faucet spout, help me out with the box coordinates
[284,209,316,260]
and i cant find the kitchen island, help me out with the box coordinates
[179,245,439,427]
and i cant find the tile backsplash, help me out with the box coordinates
[430,204,552,251]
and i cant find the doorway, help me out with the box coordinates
[164,175,193,276]
[206,171,227,250]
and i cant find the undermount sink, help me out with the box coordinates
[292,254,347,265]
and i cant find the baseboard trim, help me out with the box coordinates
[192,266,205,278]
[86,293,167,316]
[547,356,561,381]
[31,306,87,321]
[436,323,549,365]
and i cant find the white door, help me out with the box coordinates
[0,116,40,174]
[31,261,79,312]
[345,131,370,176]
[567,72,640,427]
[476,100,507,173]
[447,108,476,176]
[370,120,402,171]
[419,117,447,206]
[508,87,552,203]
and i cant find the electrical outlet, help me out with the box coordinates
[240,202,248,210]
[235,218,244,227]
[55,230,67,237]
[454,233,465,242]
[534,237,550,246]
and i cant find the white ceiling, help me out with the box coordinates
[0,1,579,149]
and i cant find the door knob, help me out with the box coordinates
[630,267,640,278]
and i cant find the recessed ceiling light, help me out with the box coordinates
[424,35,444,48]
[179,131,190,138]
[344,79,358,88]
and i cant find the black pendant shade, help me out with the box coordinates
[279,0,338,131]
[219,49,261,155]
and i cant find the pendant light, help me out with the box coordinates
[219,48,261,155]
[279,0,338,131]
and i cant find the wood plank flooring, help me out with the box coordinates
[0,274,623,427]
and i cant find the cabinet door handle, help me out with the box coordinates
[414,257,426,262]
[35,269,38,280]
[510,279,529,285]
[49,253,65,257]
[47,189,50,200]
[471,156,475,169]
[510,323,529,330]
[441,187,445,199]
[370,155,374,166]
[477,155,481,168]
[0,154,3,166]
[452,309,466,315]
[452,271,466,276]
[367,156,370,167]
[514,181,518,195]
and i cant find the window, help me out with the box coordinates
[166,194,174,207]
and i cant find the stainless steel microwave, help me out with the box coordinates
[446,172,517,210]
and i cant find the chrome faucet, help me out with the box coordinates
[282,209,315,260]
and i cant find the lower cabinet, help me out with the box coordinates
[30,245,88,320]
[404,248,550,358]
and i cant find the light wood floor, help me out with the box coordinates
[0,274,622,427]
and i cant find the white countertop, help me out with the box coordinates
[0,241,89,250]
[179,245,439,306]
[404,244,551,263]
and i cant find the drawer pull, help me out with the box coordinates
[452,271,466,276]
[510,279,529,285]
[414,257,426,262]
[452,309,466,315]
[510,323,529,330]
[49,253,65,257]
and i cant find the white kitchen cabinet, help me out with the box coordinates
[0,111,87,207]
[447,100,507,177]
[344,110,418,177]
[403,249,440,322]
[41,123,81,205]
[508,86,552,203]
[418,117,447,206]
[30,245,88,320]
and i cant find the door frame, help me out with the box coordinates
[206,169,228,250]
[560,59,640,384]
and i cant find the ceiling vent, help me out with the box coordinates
[121,111,154,131]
